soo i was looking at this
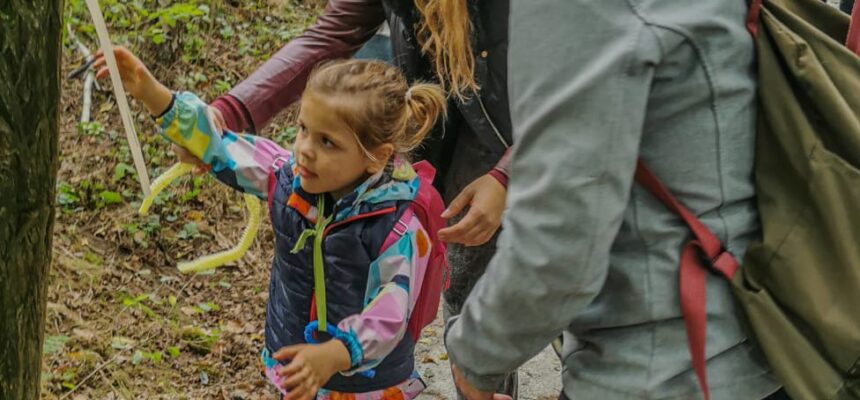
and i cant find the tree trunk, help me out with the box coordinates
[0,1,63,399]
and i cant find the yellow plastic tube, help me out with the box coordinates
[139,163,195,216]
[138,162,262,273]
[177,193,261,273]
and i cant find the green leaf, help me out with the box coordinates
[132,350,144,365]
[99,191,123,205]
[138,304,156,318]
[150,351,163,364]
[43,335,70,355]
[113,163,134,182]
[122,293,150,306]
[167,346,181,358]
[151,31,165,45]
[84,252,103,266]
[177,222,199,240]
[168,295,177,307]
[196,302,220,313]
[111,336,135,350]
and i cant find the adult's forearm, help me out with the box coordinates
[213,0,386,133]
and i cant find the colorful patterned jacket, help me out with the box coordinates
[157,92,432,392]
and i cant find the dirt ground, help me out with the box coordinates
[414,315,562,400]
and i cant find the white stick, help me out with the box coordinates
[67,24,95,123]
[81,71,95,123]
[84,0,151,196]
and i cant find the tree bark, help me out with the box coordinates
[0,1,63,399]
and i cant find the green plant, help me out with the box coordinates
[77,121,105,137]
[57,182,81,212]
[177,222,200,240]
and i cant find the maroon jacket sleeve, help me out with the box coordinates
[211,0,386,133]
[488,147,512,188]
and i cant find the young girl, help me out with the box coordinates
[94,49,446,400]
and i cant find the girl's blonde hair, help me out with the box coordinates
[415,0,479,100]
[305,60,446,160]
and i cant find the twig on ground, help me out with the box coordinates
[66,23,96,123]
[59,330,160,400]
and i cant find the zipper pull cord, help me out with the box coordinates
[291,196,333,332]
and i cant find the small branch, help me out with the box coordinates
[67,23,96,123]
[58,331,159,400]
[81,71,95,123]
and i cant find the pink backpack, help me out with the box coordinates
[380,161,449,342]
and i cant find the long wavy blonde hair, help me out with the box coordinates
[414,0,479,100]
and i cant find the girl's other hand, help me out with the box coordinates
[273,340,352,400]
[93,46,171,116]
[439,174,507,246]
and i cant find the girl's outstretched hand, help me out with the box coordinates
[273,340,352,400]
[93,46,172,116]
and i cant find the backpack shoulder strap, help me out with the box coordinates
[847,1,860,54]
[381,207,415,253]
[267,156,290,210]
[746,0,763,37]
[634,160,739,400]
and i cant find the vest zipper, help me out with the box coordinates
[305,205,399,334]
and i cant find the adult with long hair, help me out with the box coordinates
[200,1,518,397]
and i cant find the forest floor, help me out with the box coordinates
[43,0,561,398]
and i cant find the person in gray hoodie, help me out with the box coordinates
[444,0,785,399]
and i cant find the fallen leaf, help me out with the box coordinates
[72,328,96,341]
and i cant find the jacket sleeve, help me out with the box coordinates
[443,0,660,391]
[210,0,386,133]
[334,215,432,374]
[157,92,292,200]
[487,148,513,188]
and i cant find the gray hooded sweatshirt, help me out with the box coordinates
[444,0,781,399]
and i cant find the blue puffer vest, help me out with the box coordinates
[266,165,415,392]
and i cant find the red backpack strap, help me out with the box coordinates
[634,160,740,400]
[848,1,860,55]
[381,208,415,252]
[746,0,764,37]
[268,156,289,209]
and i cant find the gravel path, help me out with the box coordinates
[413,311,562,400]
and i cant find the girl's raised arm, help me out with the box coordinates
[157,92,291,200]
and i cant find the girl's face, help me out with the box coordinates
[294,91,391,199]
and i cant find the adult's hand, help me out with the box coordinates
[438,174,506,246]
[452,365,513,400]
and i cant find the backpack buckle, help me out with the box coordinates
[709,250,739,279]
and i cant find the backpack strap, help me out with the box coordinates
[746,0,763,38]
[634,160,740,400]
[847,1,860,55]
[381,208,415,252]
[268,156,289,210]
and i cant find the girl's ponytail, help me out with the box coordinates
[305,60,447,159]
[400,83,447,153]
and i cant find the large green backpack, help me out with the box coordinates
[636,0,860,398]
